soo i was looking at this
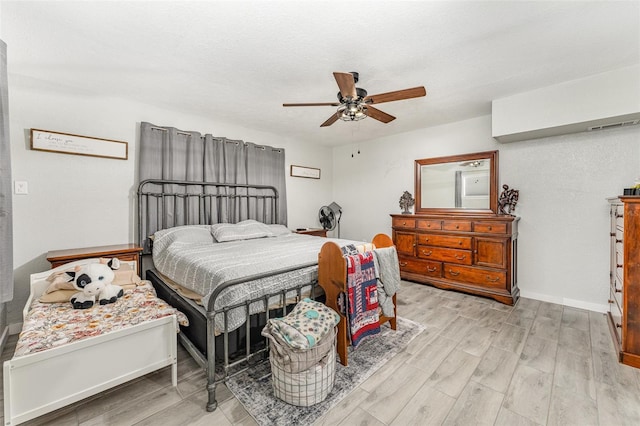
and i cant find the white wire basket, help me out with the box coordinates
[265,325,337,406]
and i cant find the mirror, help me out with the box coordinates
[415,150,498,215]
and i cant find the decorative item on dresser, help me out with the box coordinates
[47,244,143,275]
[607,196,640,368]
[399,191,415,214]
[498,184,519,215]
[393,150,519,305]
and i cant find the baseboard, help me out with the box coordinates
[519,290,608,313]
[9,321,23,335]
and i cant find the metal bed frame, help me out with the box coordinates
[137,179,321,411]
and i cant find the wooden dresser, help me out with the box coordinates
[607,196,640,368]
[391,213,519,305]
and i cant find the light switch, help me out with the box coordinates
[14,181,28,195]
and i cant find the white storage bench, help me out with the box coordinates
[3,259,183,425]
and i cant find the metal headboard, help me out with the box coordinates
[137,179,279,254]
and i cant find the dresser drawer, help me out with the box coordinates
[616,206,624,231]
[398,256,441,277]
[417,234,472,249]
[615,266,624,288]
[443,265,506,289]
[442,220,472,232]
[473,222,507,234]
[615,226,624,243]
[417,219,442,230]
[393,217,416,229]
[609,300,623,345]
[417,246,472,265]
[615,249,624,270]
[612,282,623,313]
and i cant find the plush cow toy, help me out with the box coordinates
[65,258,125,309]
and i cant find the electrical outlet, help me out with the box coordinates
[14,181,28,195]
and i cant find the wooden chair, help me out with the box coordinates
[317,233,397,366]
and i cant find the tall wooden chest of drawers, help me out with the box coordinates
[607,196,640,368]
[391,213,519,305]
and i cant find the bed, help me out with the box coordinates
[3,259,185,426]
[137,179,398,411]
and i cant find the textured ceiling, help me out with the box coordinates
[2,1,639,146]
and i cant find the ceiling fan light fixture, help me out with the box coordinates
[337,103,367,122]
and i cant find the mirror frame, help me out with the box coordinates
[415,150,499,215]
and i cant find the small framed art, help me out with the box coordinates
[290,165,321,179]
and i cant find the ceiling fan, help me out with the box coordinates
[283,72,426,127]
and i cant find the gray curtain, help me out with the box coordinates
[0,40,13,303]
[139,122,287,231]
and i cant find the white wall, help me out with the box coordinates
[333,115,640,311]
[8,77,333,325]
[493,65,640,142]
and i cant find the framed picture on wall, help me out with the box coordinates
[30,129,128,160]
[290,165,321,179]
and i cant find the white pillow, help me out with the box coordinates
[211,220,275,242]
[268,224,292,237]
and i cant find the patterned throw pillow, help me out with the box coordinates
[269,298,340,349]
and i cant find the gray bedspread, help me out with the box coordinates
[152,226,360,332]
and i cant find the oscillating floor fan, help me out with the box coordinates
[319,202,342,237]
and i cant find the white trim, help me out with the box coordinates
[520,290,608,313]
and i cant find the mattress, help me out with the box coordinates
[152,225,360,333]
[15,281,188,357]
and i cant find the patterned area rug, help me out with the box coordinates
[226,316,424,426]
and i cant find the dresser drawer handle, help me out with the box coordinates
[427,266,437,272]
[488,226,492,231]
[615,286,622,293]
[454,254,466,260]
[458,241,462,245]
[616,239,623,244]
[486,276,500,282]
[427,224,431,228]
[448,269,460,276]
[402,221,406,226]
[617,264,623,269]
[422,250,432,256]
[616,323,622,328]
[424,238,429,243]
[455,225,460,229]
[399,262,407,267]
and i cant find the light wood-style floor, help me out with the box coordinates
[3,281,640,425]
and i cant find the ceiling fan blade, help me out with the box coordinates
[364,86,426,104]
[320,113,339,127]
[366,106,396,123]
[283,102,340,107]
[333,72,357,99]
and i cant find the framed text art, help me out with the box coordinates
[30,129,128,160]
[290,165,321,179]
